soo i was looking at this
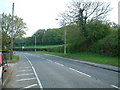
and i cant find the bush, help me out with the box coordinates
[91,30,118,56]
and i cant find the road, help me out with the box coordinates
[4,52,119,89]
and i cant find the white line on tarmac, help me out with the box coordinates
[111,85,120,89]
[24,84,38,89]
[17,70,32,72]
[54,62,64,67]
[47,59,53,63]
[16,73,34,77]
[16,78,36,82]
[19,67,31,69]
[25,56,43,90]
[69,67,91,77]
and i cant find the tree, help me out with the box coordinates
[59,0,112,39]
[86,20,111,43]
[1,13,27,50]
[42,28,64,45]
[32,29,46,45]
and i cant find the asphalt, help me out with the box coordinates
[43,54,119,72]
[3,52,120,89]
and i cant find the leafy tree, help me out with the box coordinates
[86,20,111,43]
[1,13,27,50]
[42,28,64,45]
[32,29,46,45]
[91,29,118,56]
[59,0,111,39]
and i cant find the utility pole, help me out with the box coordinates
[35,35,36,52]
[118,1,120,25]
[10,3,14,60]
[55,18,67,54]
[64,23,67,55]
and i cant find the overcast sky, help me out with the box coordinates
[0,0,119,37]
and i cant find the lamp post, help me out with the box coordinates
[55,19,67,54]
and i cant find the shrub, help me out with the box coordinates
[91,30,118,56]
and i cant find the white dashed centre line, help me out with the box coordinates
[54,62,64,67]
[47,59,53,63]
[69,67,91,77]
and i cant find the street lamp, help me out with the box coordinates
[55,19,67,54]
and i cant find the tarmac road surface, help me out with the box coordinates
[3,52,119,89]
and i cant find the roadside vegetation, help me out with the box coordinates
[7,54,19,63]
[1,0,119,67]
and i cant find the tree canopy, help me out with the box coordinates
[1,13,27,50]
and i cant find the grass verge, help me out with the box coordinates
[27,51,119,67]
[7,54,19,63]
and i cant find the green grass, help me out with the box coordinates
[8,54,19,63]
[28,51,119,67]
[15,45,63,48]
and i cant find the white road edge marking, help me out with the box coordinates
[54,62,64,67]
[16,78,36,82]
[69,67,91,77]
[24,84,38,89]
[16,73,34,77]
[25,56,43,90]
[111,85,120,89]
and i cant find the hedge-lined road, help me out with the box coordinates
[5,52,119,89]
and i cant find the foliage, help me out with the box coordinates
[14,28,64,46]
[8,54,19,63]
[42,28,64,45]
[14,45,64,52]
[1,13,27,50]
[59,0,111,39]
[91,29,118,56]
[86,20,111,43]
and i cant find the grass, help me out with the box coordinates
[28,51,119,67]
[15,45,63,48]
[7,54,19,63]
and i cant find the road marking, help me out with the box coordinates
[25,56,43,90]
[19,67,31,69]
[54,62,64,67]
[69,67,91,77]
[17,69,32,72]
[16,73,34,77]
[24,84,38,89]
[111,85,120,89]
[16,78,36,82]
[47,59,53,63]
